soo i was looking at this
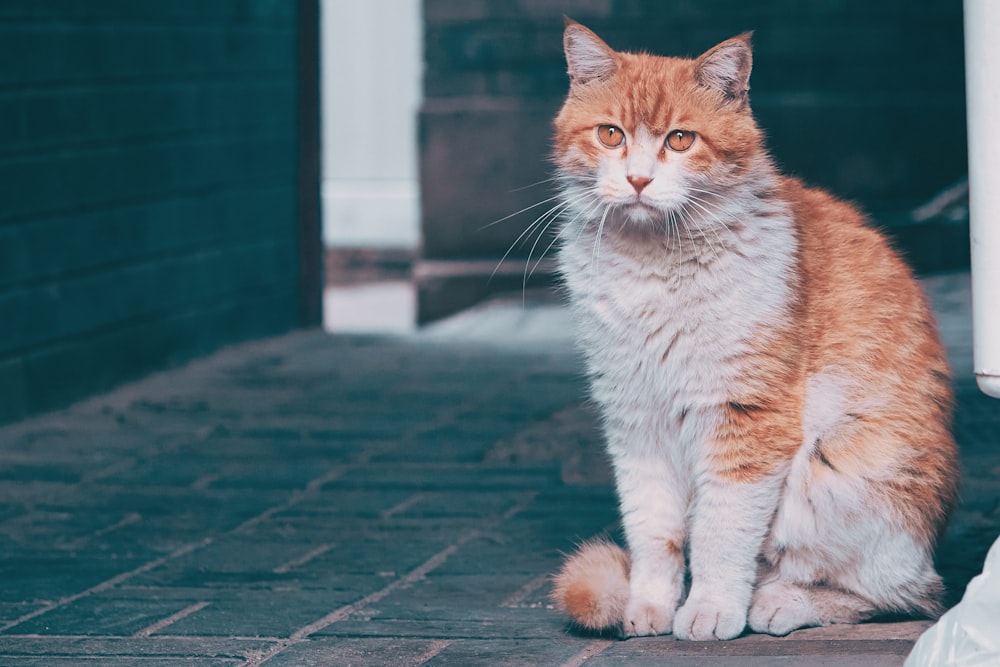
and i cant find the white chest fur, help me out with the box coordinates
[557,209,796,463]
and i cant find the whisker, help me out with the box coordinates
[509,176,561,193]
[682,196,728,264]
[479,194,566,231]
[666,208,680,262]
[523,204,573,293]
[529,195,604,281]
[491,200,573,282]
[588,202,613,295]
[690,201,730,256]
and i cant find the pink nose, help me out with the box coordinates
[627,175,653,194]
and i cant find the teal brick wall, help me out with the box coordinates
[0,1,306,424]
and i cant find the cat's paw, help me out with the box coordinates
[672,596,746,641]
[748,583,814,636]
[623,597,675,637]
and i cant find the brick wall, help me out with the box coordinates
[418,0,967,320]
[0,1,311,424]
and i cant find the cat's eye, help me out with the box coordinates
[596,125,625,148]
[666,130,696,152]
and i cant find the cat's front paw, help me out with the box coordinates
[748,582,814,636]
[673,596,746,641]
[623,597,674,637]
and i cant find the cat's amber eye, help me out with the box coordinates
[596,124,625,148]
[666,130,696,152]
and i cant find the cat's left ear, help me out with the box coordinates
[695,32,754,109]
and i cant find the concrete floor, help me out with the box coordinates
[0,272,996,666]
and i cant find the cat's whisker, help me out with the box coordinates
[681,213,702,261]
[508,176,562,193]
[491,200,575,282]
[588,202,613,293]
[666,208,682,263]
[503,185,601,297]
[684,185,725,200]
[694,208,732,265]
[682,196,728,264]
[528,195,605,285]
[523,201,577,294]
[479,194,566,232]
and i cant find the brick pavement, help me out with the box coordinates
[0,272,997,666]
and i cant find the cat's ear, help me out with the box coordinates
[563,18,618,86]
[695,32,754,108]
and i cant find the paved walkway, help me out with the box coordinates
[0,272,996,666]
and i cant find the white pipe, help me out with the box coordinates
[964,0,1000,398]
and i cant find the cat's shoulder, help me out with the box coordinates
[777,176,866,230]
[776,176,915,285]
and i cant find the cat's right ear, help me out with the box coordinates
[563,18,618,86]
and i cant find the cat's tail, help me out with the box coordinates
[551,538,630,632]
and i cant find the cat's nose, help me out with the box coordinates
[627,175,653,194]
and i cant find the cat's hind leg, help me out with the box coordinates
[748,580,878,636]
[755,382,951,637]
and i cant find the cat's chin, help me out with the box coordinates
[605,203,675,236]
[625,202,660,221]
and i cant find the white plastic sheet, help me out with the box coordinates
[906,535,1000,666]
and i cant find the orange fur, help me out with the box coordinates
[552,539,630,631]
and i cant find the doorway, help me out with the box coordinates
[321,0,422,333]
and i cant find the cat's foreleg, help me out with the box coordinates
[673,474,782,640]
[613,452,688,637]
[672,399,798,641]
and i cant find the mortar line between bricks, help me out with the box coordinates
[245,494,538,667]
[272,543,336,574]
[231,467,349,535]
[559,639,614,667]
[242,539,472,666]
[379,491,427,519]
[64,512,143,550]
[410,639,454,665]
[293,538,473,640]
[132,601,212,638]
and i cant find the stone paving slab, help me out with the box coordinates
[0,273,996,665]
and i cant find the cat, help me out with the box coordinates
[548,19,959,641]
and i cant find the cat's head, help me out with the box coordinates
[554,20,767,229]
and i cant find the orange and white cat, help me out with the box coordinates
[550,20,958,640]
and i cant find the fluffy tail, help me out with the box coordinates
[551,538,630,632]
